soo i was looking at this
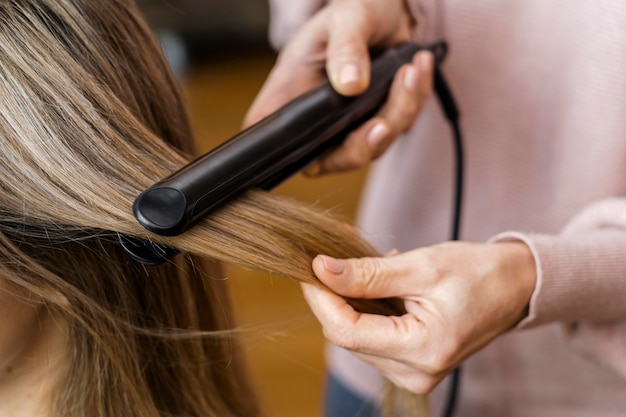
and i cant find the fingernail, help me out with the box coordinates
[339,64,360,86]
[403,65,418,92]
[420,52,433,73]
[367,122,391,148]
[320,255,345,275]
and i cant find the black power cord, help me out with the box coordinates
[433,56,464,417]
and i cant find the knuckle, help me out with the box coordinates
[370,143,390,160]
[339,141,371,170]
[330,1,373,34]
[424,352,451,375]
[327,27,367,62]
[418,72,435,97]
[422,339,459,375]
[397,113,417,133]
[418,84,433,102]
[357,4,378,37]
[384,103,416,134]
[275,45,298,67]
[326,43,354,64]
[356,257,383,296]
[400,96,422,123]
[323,326,358,351]
[412,249,443,280]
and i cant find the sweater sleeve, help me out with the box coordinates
[490,198,626,376]
[267,0,426,50]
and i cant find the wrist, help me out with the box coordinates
[493,241,537,326]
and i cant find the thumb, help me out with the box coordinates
[312,253,418,299]
[325,5,372,96]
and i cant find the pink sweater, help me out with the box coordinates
[269,0,626,415]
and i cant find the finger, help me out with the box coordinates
[311,252,429,299]
[303,282,453,393]
[243,17,329,127]
[305,52,433,176]
[304,118,393,176]
[301,283,424,356]
[377,50,434,135]
[325,3,372,96]
[243,53,325,128]
[351,350,445,394]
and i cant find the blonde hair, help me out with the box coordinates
[0,0,423,416]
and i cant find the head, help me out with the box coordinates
[0,1,383,416]
[0,0,261,415]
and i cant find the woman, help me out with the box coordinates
[247,0,626,416]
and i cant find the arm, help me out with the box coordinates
[303,198,626,393]
[494,198,626,376]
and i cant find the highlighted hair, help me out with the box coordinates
[0,1,422,416]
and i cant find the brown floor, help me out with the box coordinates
[183,51,370,417]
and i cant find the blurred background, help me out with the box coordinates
[136,2,370,416]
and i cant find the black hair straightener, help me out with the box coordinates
[119,41,459,266]
[119,40,464,417]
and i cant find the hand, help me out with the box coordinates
[302,241,537,393]
[244,0,434,175]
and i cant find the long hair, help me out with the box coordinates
[0,1,401,416]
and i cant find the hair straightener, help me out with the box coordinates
[119,40,464,417]
[119,41,458,266]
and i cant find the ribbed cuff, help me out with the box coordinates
[490,229,626,329]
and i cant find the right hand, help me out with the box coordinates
[244,0,434,176]
[302,242,537,393]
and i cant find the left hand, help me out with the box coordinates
[302,241,537,394]
[244,0,432,176]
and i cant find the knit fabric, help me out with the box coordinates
[270,1,626,415]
